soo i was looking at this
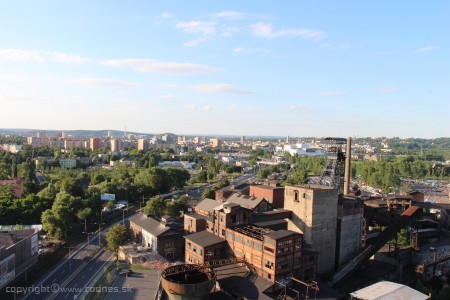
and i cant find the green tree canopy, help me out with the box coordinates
[106,224,131,253]
[144,195,166,219]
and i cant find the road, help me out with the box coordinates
[21,220,124,300]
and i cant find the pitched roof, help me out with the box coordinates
[129,213,174,237]
[184,230,226,248]
[195,198,220,213]
[350,281,428,300]
[225,193,267,210]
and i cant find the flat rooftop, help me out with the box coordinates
[184,230,226,248]
[288,184,337,191]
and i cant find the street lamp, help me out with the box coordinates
[83,232,95,245]
[94,223,105,248]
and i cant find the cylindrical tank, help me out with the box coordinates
[161,264,216,300]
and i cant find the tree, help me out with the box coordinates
[105,201,115,210]
[201,188,215,199]
[144,195,166,219]
[165,201,184,218]
[76,207,92,233]
[106,224,131,256]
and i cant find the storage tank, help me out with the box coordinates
[161,264,216,300]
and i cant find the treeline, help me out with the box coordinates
[353,155,450,192]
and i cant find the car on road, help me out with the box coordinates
[119,269,134,277]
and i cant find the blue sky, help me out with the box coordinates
[0,1,448,138]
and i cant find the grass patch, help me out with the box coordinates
[130,264,153,271]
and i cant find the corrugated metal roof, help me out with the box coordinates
[350,281,428,300]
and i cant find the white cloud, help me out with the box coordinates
[176,21,216,46]
[184,37,208,47]
[250,22,324,40]
[202,106,211,111]
[184,105,196,111]
[158,94,174,100]
[101,59,219,74]
[221,25,239,37]
[71,78,141,88]
[210,11,246,20]
[51,52,91,63]
[227,106,238,112]
[176,21,216,35]
[0,48,91,64]
[0,48,43,62]
[417,46,437,53]
[232,47,269,55]
[288,105,309,112]
[375,86,398,94]
[191,84,253,94]
[319,92,345,97]
[161,12,172,18]
[160,83,253,94]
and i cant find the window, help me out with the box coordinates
[165,242,174,248]
[264,246,274,253]
[220,216,223,222]
[294,190,299,202]
[253,242,262,251]
[221,229,225,236]
[264,260,274,269]
[187,242,192,249]
[235,235,243,244]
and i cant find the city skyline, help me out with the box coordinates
[0,1,449,138]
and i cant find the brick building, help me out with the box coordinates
[249,182,285,208]
[129,214,184,260]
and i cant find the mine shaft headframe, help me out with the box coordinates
[324,137,347,160]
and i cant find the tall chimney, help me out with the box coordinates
[344,137,352,195]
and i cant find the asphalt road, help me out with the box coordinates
[52,248,114,300]
[21,226,115,300]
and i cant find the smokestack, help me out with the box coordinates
[344,137,352,195]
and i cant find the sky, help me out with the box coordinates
[0,1,448,138]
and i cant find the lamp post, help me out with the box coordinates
[83,232,95,245]
[96,223,105,248]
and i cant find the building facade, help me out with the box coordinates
[90,137,101,151]
[284,185,338,275]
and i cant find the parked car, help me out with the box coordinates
[119,269,134,277]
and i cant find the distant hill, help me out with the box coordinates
[0,128,154,138]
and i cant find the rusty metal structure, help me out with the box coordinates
[320,137,349,195]
[161,264,216,300]
[161,259,247,299]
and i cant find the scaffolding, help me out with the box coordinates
[320,137,347,194]
[233,224,273,241]
[162,258,246,277]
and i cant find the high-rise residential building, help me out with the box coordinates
[90,137,101,151]
[36,131,45,138]
[111,138,121,152]
[64,139,87,150]
[137,139,148,151]
[210,138,221,148]
[27,137,49,147]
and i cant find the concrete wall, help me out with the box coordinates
[284,185,338,275]
[338,214,363,268]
